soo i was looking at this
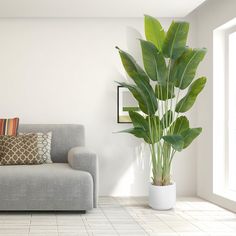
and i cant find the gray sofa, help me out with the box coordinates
[0,124,98,211]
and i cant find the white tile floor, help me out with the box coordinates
[0,197,235,236]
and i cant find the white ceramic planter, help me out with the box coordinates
[148,182,176,210]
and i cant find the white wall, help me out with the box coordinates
[190,0,236,211]
[0,17,197,196]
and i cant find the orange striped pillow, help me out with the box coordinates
[0,118,19,136]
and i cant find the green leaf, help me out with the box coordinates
[116,48,158,116]
[181,128,202,148]
[117,82,157,115]
[118,127,144,138]
[161,110,173,128]
[120,115,164,144]
[172,48,207,89]
[119,127,151,143]
[175,77,207,113]
[140,40,167,83]
[117,82,147,114]
[129,111,148,131]
[116,47,149,82]
[130,74,158,115]
[155,83,175,101]
[144,15,165,51]
[162,135,184,152]
[162,21,189,59]
[169,116,189,134]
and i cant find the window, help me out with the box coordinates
[213,19,236,201]
[227,31,236,192]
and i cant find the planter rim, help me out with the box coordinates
[150,182,176,188]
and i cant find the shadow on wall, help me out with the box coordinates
[99,75,151,196]
[113,142,151,196]
[126,27,143,66]
[100,27,150,196]
[100,136,151,196]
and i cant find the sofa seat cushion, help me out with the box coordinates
[0,163,93,210]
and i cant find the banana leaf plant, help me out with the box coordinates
[116,15,207,186]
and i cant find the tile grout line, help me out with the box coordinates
[28,213,32,236]
[136,198,176,236]
[0,197,236,236]
[81,212,92,236]
[187,219,212,236]
[165,203,225,236]
[100,197,122,236]
[55,213,59,236]
[180,202,226,235]
[115,197,151,236]
[132,205,184,236]
[164,208,207,235]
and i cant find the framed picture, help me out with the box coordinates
[117,86,140,123]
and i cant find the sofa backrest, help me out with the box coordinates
[18,124,85,163]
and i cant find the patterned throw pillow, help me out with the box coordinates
[36,132,53,163]
[19,132,53,163]
[0,134,43,165]
[0,118,19,136]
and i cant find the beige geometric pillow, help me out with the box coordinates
[36,132,52,163]
[19,132,53,163]
[0,134,43,165]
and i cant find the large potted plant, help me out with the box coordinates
[116,15,207,210]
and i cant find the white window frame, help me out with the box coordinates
[225,26,236,193]
[213,19,236,202]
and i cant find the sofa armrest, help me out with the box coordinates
[68,147,98,208]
